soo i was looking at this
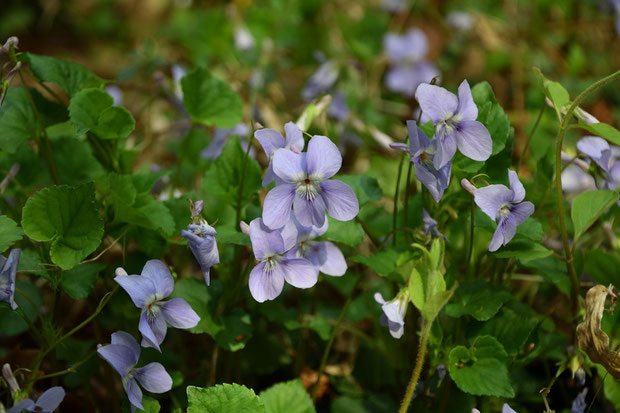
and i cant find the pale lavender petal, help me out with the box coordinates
[110,331,141,362]
[374,292,387,305]
[263,184,296,230]
[8,399,35,413]
[454,120,492,162]
[319,180,359,222]
[502,404,517,413]
[455,80,478,121]
[114,275,156,309]
[561,165,596,193]
[277,257,319,288]
[284,122,304,150]
[306,135,342,180]
[279,213,301,250]
[389,142,410,153]
[489,217,517,252]
[0,248,20,310]
[272,150,306,183]
[262,161,277,186]
[385,66,417,97]
[255,128,285,158]
[387,318,405,339]
[249,218,285,260]
[35,387,65,411]
[139,310,167,351]
[134,362,173,393]
[509,201,535,226]
[508,169,526,203]
[474,185,514,220]
[577,136,611,171]
[124,377,144,411]
[249,262,285,302]
[415,160,451,203]
[407,120,430,156]
[293,194,327,227]
[317,241,346,276]
[416,83,458,124]
[181,230,219,286]
[432,134,457,170]
[384,29,428,62]
[161,297,200,329]
[141,260,174,298]
[97,344,136,377]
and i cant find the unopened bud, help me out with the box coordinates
[115,267,128,277]
[240,221,250,236]
[1,37,18,54]
[2,363,20,393]
[190,200,204,217]
[460,178,477,195]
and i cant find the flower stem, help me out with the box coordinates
[31,351,96,382]
[398,319,431,413]
[403,162,413,229]
[465,198,475,274]
[553,69,620,319]
[311,292,354,401]
[392,154,405,246]
[14,287,43,321]
[517,103,546,171]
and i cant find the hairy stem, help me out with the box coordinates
[392,155,405,246]
[553,69,620,319]
[399,319,431,413]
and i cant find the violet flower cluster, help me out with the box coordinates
[383,29,439,98]
[97,331,172,412]
[474,169,535,252]
[258,126,359,229]
[247,212,347,302]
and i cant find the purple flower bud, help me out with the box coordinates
[571,388,588,413]
[2,363,19,393]
[114,260,200,351]
[240,221,250,236]
[374,292,407,339]
[191,200,204,217]
[0,249,20,310]
[181,222,219,285]
[423,208,448,241]
[0,37,18,54]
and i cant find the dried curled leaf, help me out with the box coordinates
[576,285,620,379]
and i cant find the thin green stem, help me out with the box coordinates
[236,132,254,226]
[18,71,60,184]
[403,162,413,229]
[15,287,43,320]
[392,155,405,246]
[517,103,546,171]
[312,292,355,401]
[553,69,620,319]
[15,307,41,342]
[465,198,475,273]
[32,351,96,382]
[398,320,431,413]
[355,216,379,249]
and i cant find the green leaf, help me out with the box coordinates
[61,262,106,299]
[350,249,400,278]
[0,215,24,253]
[23,53,104,97]
[409,265,446,313]
[584,249,620,286]
[491,238,552,262]
[214,308,254,352]
[308,315,332,341]
[0,87,41,153]
[448,335,514,398]
[69,88,135,139]
[187,383,265,413]
[203,136,262,207]
[337,175,382,208]
[445,280,512,321]
[181,68,243,128]
[571,190,618,242]
[323,217,365,247]
[21,183,104,270]
[421,287,456,322]
[141,397,161,413]
[216,225,251,246]
[260,380,316,413]
[533,68,569,119]
[576,121,620,146]
[471,81,513,156]
[170,278,220,335]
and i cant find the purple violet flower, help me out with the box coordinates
[255,122,305,186]
[383,29,439,98]
[201,123,251,160]
[417,80,493,169]
[575,137,620,202]
[327,91,350,122]
[446,11,474,31]
[502,404,517,413]
[97,331,172,412]
[423,208,448,241]
[248,218,318,302]
[474,169,535,252]
[0,248,20,310]
[7,387,65,413]
[281,213,347,276]
[302,60,339,101]
[262,135,359,229]
[390,121,451,202]
[114,260,200,351]
[374,292,407,339]
[571,388,588,413]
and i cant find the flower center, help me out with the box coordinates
[295,178,320,200]
[263,255,282,272]
[496,203,511,221]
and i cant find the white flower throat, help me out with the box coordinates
[295,178,320,200]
